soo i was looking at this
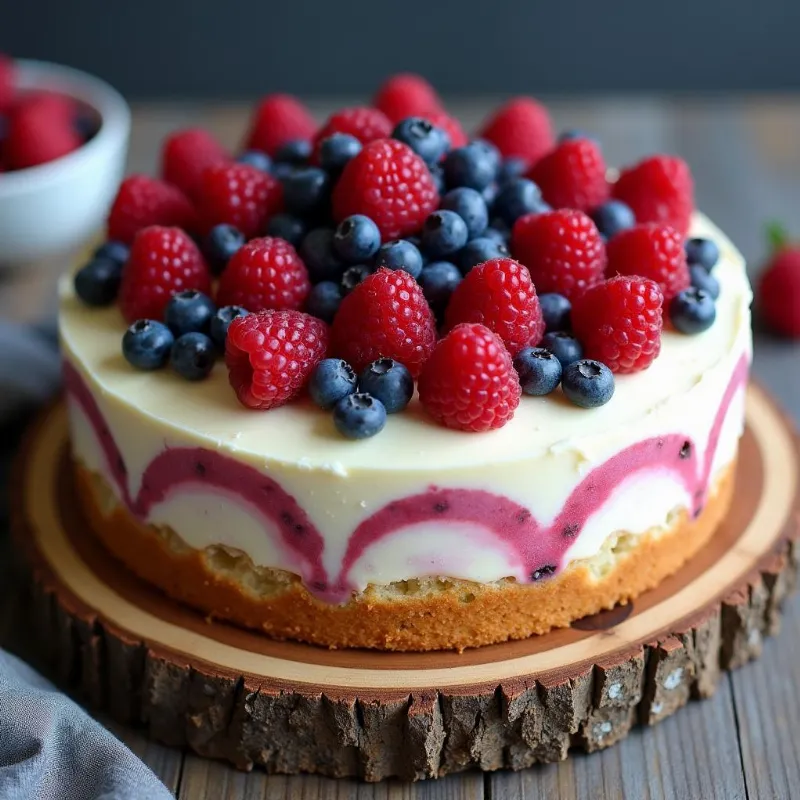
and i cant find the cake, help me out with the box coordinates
[60,77,753,652]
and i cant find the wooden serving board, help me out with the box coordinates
[11,386,800,781]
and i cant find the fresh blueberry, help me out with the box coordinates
[171,332,216,381]
[210,305,249,350]
[685,237,720,271]
[429,164,446,195]
[473,138,502,173]
[419,261,462,315]
[440,187,488,239]
[300,228,344,283]
[282,167,330,218]
[274,138,312,166]
[513,347,563,396]
[358,358,414,414]
[122,320,174,370]
[205,224,245,276]
[333,393,387,439]
[374,239,424,279]
[591,200,635,240]
[333,215,381,263]
[237,150,272,172]
[689,265,720,300]
[443,141,498,191]
[481,182,500,209]
[165,290,216,337]
[497,157,528,186]
[309,358,358,410]
[74,258,123,306]
[494,178,548,226]
[484,223,510,244]
[457,237,509,274]
[561,359,615,408]
[306,281,344,323]
[541,331,583,368]
[539,293,572,332]
[266,213,306,247]
[422,210,469,258]
[341,264,372,294]
[391,117,450,166]
[319,133,362,174]
[93,240,129,266]
[271,162,296,180]
[670,288,717,334]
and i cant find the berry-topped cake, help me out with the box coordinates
[60,75,752,651]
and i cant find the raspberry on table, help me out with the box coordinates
[118,226,211,323]
[418,322,521,432]
[243,94,317,157]
[225,310,329,410]
[216,237,311,313]
[572,275,664,374]
[612,155,695,236]
[107,175,196,245]
[312,107,392,162]
[373,73,442,123]
[332,139,440,241]
[478,96,554,166]
[606,223,690,301]
[757,232,800,338]
[196,162,283,239]
[330,267,437,377]
[511,209,607,300]
[161,128,229,201]
[444,257,545,356]
[528,137,609,213]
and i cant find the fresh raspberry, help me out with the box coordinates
[511,209,606,300]
[528,138,609,212]
[216,237,310,312]
[0,53,14,112]
[108,176,196,244]
[757,227,800,338]
[478,97,554,166]
[312,107,392,161]
[5,93,81,170]
[373,73,442,123]
[612,155,694,236]
[418,323,520,432]
[226,310,329,410]
[330,267,436,377]
[444,258,544,356]
[572,276,664,374]
[606,223,690,301]
[423,109,467,148]
[161,128,229,201]
[196,162,283,238]
[118,226,211,323]
[332,139,439,241]
[243,94,317,156]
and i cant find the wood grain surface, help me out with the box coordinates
[4,97,800,798]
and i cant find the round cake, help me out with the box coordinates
[60,83,753,651]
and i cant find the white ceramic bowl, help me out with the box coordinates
[0,59,131,265]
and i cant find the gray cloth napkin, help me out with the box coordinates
[0,322,173,800]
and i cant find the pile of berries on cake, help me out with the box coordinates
[74,74,723,438]
[0,53,100,172]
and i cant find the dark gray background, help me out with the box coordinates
[3,0,800,98]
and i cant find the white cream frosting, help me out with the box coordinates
[59,212,752,591]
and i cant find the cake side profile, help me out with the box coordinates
[60,210,751,650]
[60,79,753,650]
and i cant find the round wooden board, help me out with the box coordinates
[11,386,800,781]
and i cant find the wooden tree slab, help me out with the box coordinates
[10,385,800,781]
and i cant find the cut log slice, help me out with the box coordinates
[11,385,800,781]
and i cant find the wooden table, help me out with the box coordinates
[4,98,800,799]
